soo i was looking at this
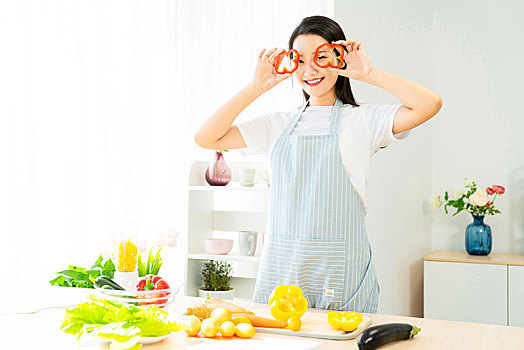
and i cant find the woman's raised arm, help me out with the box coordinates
[194,48,292,150]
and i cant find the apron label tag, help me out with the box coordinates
[323,287,335,297]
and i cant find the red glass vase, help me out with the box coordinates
[205,151,231,186]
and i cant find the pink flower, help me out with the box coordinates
[487,201,491,207]
[138,239,149,252]
[486,187,495,195]
[492,185,505,194]
[166,231,179,247]
[155,232,167,247]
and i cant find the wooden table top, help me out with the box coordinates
[2,287,524,349]
[424,250,524,266]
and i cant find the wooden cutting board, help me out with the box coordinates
[254,313,372,341]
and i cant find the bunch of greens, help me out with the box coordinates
[201,260,232,291]
[137,248,163,277]
[50,255,115,288]
[61,295,181,349]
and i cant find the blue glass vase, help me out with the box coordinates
[465,215,492,255]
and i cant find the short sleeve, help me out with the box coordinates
[235,112,273,156]
[365,104,410,152]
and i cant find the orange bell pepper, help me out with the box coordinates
[268,285,308,322]
[314,43,345,69]
[328,311,363,332]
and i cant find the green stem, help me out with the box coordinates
[410,325,421,338]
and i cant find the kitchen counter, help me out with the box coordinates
[2,288,524,349]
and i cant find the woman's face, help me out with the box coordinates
[292,34,340,104]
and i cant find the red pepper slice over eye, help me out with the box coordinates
[314,43,345,69]
[274,49,299,74]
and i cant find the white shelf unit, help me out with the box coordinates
[185,160,270,301]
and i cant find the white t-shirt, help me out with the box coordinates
[236,103,410,213]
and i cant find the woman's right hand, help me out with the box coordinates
[250,48,292,94]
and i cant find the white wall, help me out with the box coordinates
[335,0,524,317]
[430,0,524,254]
[335,0,434,317]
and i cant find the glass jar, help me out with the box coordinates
[117,223,138,272]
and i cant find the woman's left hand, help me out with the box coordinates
[329,39,374,81]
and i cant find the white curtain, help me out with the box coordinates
[176,0,334,163]
[0,0,178,287]
[0,0,333,289]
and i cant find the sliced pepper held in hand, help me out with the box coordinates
[268,285,308,323]
[136,274,171,307]
[328,311,363,332]
[314,43,345,69]
[275,49,299,74]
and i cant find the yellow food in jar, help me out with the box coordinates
[117,239,137,272]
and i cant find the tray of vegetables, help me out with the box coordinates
[50,240,181,309]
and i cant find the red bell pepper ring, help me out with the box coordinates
[275,49,299,74]
[136,274,171,308]
[314,43,345,69]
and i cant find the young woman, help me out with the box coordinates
[194,16,442,312]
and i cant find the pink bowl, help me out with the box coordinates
[204,239,233,255]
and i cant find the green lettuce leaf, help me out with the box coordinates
[93,322,141,343]
[61,295,181,343]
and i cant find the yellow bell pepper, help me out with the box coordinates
[268,285,308,322]
[117,239,138,272]
[328,311,363,332]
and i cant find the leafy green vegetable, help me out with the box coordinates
[50,255,116,288]
[202,259,232,291]
[103,259,116,279]
[137,248,163,277]
[61,295,180,350]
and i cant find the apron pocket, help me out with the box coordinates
[255,236,347,305]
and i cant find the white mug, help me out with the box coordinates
[239,231,257,256]
[238,168,256,186]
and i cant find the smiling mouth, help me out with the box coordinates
[304,77,324,86]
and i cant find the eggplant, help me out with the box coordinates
[357,323,421,349]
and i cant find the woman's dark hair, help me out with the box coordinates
[288,16,359,107]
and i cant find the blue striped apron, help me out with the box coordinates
[253,99,379,313]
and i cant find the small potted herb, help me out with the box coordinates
[198,260,234,300]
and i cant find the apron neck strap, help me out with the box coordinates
[328,99,343,135]
[281,101,309,136]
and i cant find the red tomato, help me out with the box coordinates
[136,275,171,307]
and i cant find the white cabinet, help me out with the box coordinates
[185,160,269,301]
[509,265,524,327]
[424,250,524,327]
[424,261,507,325]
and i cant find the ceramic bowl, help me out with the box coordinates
[203,238,233,255]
